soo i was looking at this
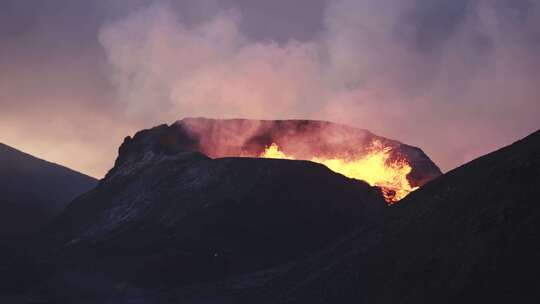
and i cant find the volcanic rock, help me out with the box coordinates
[22,125,386,301]
[1,119,444,302]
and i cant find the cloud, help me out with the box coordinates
[1,0,539,177]
[99,1,540,172]
[99,4,326,120]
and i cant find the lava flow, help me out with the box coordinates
[260,141,418,203]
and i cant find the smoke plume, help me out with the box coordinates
[1,0,539,177]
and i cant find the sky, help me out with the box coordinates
[1,0,539,178]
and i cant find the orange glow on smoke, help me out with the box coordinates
[259,141,418,203]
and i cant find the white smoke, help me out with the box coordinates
[98,1,540,171]
[1,0,539,177]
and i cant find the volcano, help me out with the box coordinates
[2,122,539,303]
[111,118,442,202]
[3,118,442,301]
[10,121,389,302]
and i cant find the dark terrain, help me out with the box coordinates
[0,143,97,239]
[1,123,539,304]
[4,124,386,303]
[257,129,540,304]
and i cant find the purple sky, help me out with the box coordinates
[1,0,539,178]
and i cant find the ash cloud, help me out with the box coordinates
[1,0,539,177]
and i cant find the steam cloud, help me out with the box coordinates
[1,0,539,177]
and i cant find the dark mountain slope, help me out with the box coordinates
[0,143,97,238]
[23,127,386,301]
[263,130,540,304]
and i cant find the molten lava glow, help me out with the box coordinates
[261,143,294,160]
[259,141,418,203]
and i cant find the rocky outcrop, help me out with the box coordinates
[27,127,385,300]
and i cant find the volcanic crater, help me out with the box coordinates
[113,117,442,203]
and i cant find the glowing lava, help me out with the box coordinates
[259,141,418,204]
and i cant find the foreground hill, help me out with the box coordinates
[18,126,385,302]
[0,143,97,238]
[260,130,540,304]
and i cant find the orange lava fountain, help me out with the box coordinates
[259,141,418,204]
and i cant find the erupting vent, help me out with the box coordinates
[115,118,442,204]
[259,141,418,203]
